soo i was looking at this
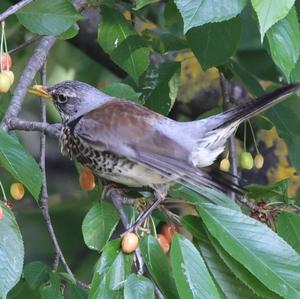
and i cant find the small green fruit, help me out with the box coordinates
[219,158,230,172]
[240,152,254,170]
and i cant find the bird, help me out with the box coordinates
[28,80,300,230]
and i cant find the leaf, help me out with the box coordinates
[0,130,42,200]
[0,202,24,299]
[187,17,241,70]
[171,234,221,299]
[197,203,300,299]
[16,0,81,36]
[251,0,295,41]
[39,272,63,299]
[174,0,247,33]
[102,83,142,103]
[82,201,119,252]
[277,212,300,255]
[246,179,290,202]
[124,274,155,299]
[59,23,80,40]
[181,215,208,242]
[89,239,132,299]
[140,61,180,115]
[0,93,10,121]
[68,284,88,299]
[98,6,150,84]
[208,234,281,299]
[266,7,300,79]
[198,240,265,299]
[24,262,50,289]
[140,235,179,299]
[134,0,159,10]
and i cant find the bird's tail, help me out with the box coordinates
[214,83,300,129]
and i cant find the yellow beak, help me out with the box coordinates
[28,85,52,99]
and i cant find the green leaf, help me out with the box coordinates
[140,61,180,115]
[82,201,119,252]
[251,0,295,41]
[0,93,10,121]
[266,7,300,79]
[39,272,63,299]
[69,284,88,299]
[277,212,300,255]
[140,235,179,299]
[124,274,155,299]
[171,234,221,299]
[208,234,281,298]
[285,136,300,174]
[24,262,49,290]
[187,17,241,70]
[57,272,76,285]
[0,130,42,200]
[181,215,208,242]
[0,202,24,298]
[197,203,300,299]
[16,0,81,36]
[198,240,265,299]
[174,0,247,33]
[59,23,80,40]
[246,179,290,202]
[89,239,132,299]
[102,83,142,103]
[134,0,159,10]
[98,6,150,84]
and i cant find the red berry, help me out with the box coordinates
[0,72,11,93]
[79,167,95,191]
[1,53,12,70]
[0,206,3,221]
[157,234,170,253]
[3,199,13,209]
[161,224,179,244]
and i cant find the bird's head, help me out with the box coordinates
[28,80,112,121]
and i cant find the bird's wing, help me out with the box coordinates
[72,100,233,195]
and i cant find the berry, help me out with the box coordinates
[239,152,253,170]
[0,72,11,93]
[161,223,179,244]
[3,199,13,209]
[0,206,3,221]
[254,154,264,169]
[10,183,25,200]
[121,232,139,253]
[1,53,12,70]
[157,234,170,253]
[219,158,230,172]
[79,167,95,191]
[2,70,14,85]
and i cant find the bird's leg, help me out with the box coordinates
[124,184,169,234]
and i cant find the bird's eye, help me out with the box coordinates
[57,94,68,104]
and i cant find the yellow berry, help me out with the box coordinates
[121,232,139,253]
[254,154,264,169]
[157,234,170,254]
[10,183,25,200]
[219,158,230,172]
[0,72,11,93]
[239,152,254,170]
[2,70,14,85]
[79,167,95,191]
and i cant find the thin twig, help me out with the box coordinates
[9,35,41,55]
[7,118,61,138]
[0,0,33,23]
[1,36,56,130]
[219,72,239,200]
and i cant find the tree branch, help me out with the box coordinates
[0,0,32,22]
[8,35,41,55]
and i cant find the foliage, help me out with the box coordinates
[0,0,300,298]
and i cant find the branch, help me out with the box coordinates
[8,35,41,55]
[7,118,61,138]
[1,35,56,130]
[0,0,32,22]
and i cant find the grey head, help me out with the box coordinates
[47,80,113,121]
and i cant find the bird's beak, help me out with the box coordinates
[28,85,52,100]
